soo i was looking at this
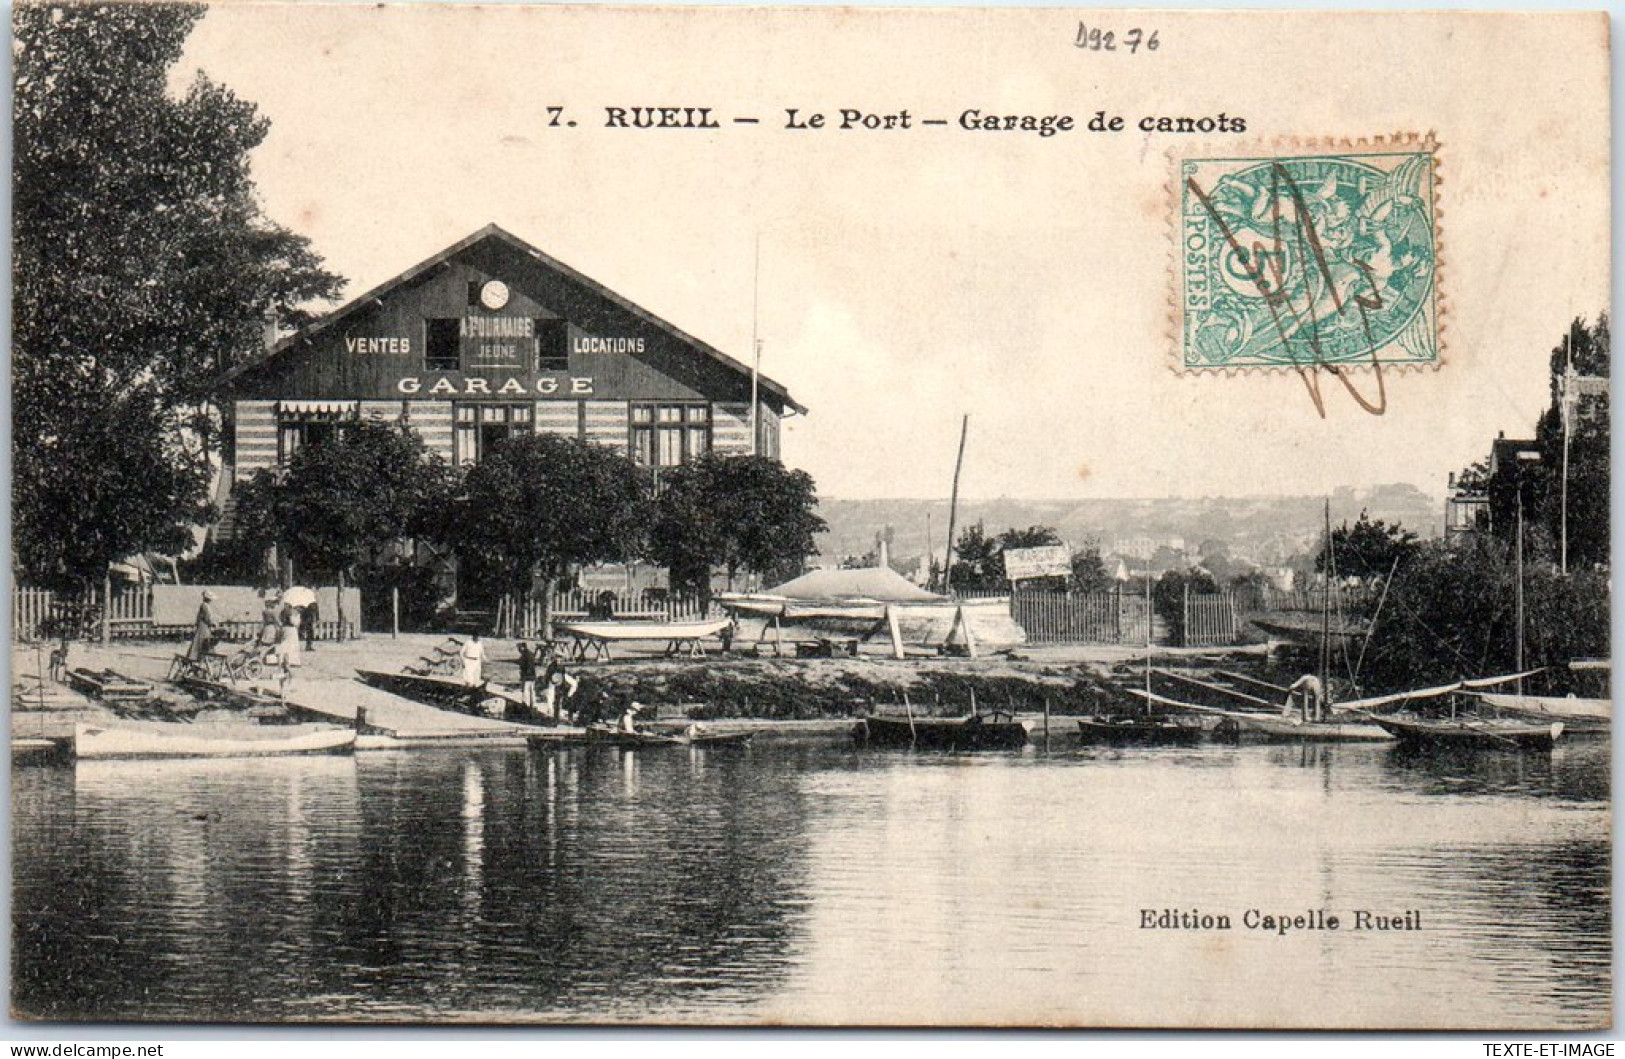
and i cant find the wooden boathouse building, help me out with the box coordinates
[211,223,803,611]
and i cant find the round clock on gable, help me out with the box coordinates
[479,279,510,311]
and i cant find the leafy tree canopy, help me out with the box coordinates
[12,3,342,586]
[454,434,650,589]
[651,454,826,597]
[1318,510,1421,582]
[270,423,455,580]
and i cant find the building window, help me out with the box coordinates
[276,402,358,464]
[425,318,461,371]
[454,403,533,464]
[537,318,569,372]
[631,402,710,468]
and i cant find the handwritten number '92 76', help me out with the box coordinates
[1075,25,1159,53]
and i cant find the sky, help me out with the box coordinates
[179,5,1609,502]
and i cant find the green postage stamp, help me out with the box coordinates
[1175,140,1440,372]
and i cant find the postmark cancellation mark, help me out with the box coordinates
[1175,139,1441,373]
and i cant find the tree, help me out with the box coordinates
[1318,511,1421,583]
[272,423,454,576]
[1070,541,1111,592]
[650,454,826,603]
[1153,568,1219,647]
[12,4,342,587]
[454,434,650,630]
[1357,536,1609,694]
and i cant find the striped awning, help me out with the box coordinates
[279,400,357,417]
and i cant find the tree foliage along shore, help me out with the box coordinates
[13,4,342,587]
[650,454,827,603]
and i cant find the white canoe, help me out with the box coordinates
[555,618,733,642]
[75,720,356,760]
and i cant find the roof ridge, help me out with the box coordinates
[213,223,803,413]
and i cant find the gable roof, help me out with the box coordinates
[215,223,805,413]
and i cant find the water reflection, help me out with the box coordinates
[11,736,1610,1027]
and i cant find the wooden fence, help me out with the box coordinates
[13,584,356,643]
[1012,589,1151,645]
[499,589,717,638]
[1009,587,1237,646]
[1181,590,1239,647]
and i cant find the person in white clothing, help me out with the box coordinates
[460,633,486,686]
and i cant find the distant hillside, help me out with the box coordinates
[814,485,1444,569]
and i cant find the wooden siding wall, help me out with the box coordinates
[713,402,752,455]
[535,400,579,438]
[409,401,455,462]
[235,400,278,481]
[582,400,628,454]
[759,403,782,459]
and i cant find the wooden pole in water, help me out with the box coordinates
[1043,696,1051,751]
[903,690,917,743]
[391,587,400,639]
[942,414,969,596]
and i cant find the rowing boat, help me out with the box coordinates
[1123,688,1392,742]
[1075,715,1204,745]
[74,720,356,760]
[1363,714,1565,751]
[531,726,755,749]
[854,714,1031,751]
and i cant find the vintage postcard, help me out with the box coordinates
[8,3,1611,1031]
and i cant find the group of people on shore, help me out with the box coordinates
[456,633,581,722]
[187,588,321,698]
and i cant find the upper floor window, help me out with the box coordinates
[536,318,569,372]
[631,403,710,469]
[425,318,460,371]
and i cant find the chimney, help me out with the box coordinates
[262,307,280,351]
[877,538,890,570]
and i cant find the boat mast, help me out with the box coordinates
[1560,325,1573,575]
[1516,492,1525,694]
[942,414,969,596]
[1320,498,1331,722]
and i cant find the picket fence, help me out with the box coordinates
[496,589,717,638]
[1010,587,1238,647]
[13,584,355,643]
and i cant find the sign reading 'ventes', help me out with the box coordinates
[1003,545,1072,583]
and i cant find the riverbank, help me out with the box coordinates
[19,632,1275,729]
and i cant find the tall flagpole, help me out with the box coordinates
[749,234,761,456]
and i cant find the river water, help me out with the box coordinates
[10,735,1611,1028]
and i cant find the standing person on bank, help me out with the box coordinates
[276,606,303,699]
[188,591,217,662]
[517,642,538,714]
[302,597,320,652]
[461,633,486,687]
